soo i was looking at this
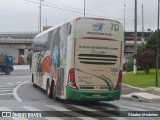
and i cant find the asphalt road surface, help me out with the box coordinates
[0,68,159,120]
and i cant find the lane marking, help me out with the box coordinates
[71,105,126,120]
[70,105,97,111]
[0,93,13,96]
[0,82,23,85]
[77,117,98,120]
[110,117,126,120]
[13,81,30,102]
[46,105,71,111]
[12,118,28,120]
[23,106,42,111]
[117,104,147,111]
[0,90,13,92]
[0,88,14,90]
[44,117,63,120]
[0,107,12,111]
[130,103,160,111]
[46,105,98,119]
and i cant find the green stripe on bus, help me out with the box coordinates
[75,68,112,90]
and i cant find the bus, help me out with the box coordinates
[31,17,124,101]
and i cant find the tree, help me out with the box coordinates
[137,43,146,52]
[146,30,160,50]
[134,50,156,74]
[123,58,133,72]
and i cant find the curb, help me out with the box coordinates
[122,83,144,91]
[122,83,160,92]
[122,83,160,103]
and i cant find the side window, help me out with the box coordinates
[69,25,72,35]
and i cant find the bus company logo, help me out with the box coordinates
[92,23,105,31]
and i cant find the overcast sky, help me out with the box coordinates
[0,0,158,32]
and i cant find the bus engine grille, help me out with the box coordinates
[78,54,118,65]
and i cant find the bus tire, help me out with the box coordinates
[46,80,52,98]
[32,74,36,87]
[5,68,10,75]
[51,82,58,101]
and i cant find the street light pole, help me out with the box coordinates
[124,4,126,36]
[156,0,160,87]
[133,0,137,74]
[39,0,44,33]
[142,4,144,39]
[84,0,86,17]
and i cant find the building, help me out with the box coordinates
[124,31,151,62]
[0,32,38,64]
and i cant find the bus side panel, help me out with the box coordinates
[32,51,51,90]
[50,22,70,99]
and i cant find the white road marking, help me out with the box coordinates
[46,105,71,111]
[110,117,126,120]
[70,105,97,111]
[0,107,12,111]
[13,81,30,101]
[46,105,99,120]
[0,93,13,96]
[117,104,147,111]
[44,117,63,120]
[129,103,160,110]
[71,105,126,120]
[0,85,17,87]
[0,90,13,92]
[0,88,14,90]
[0,82,23,85]
[77,117,98,120]
[12,118,28,120]
[22,106,42,111]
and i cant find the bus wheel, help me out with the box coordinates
[46,81,52,98]
[52,83,58,101]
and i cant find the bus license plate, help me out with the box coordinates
[92,94,101,97]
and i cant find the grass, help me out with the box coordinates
[122,69,160,88]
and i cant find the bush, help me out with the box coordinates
[123,59,133,72]
[134,50,156,74]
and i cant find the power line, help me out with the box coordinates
[24,0,134,21]
[33,0,134,13]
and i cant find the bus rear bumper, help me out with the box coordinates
[66,86,121,101]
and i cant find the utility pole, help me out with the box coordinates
[84,0,86,17]
[156,0,160,87]
[142,4,144,40]
[124,4,126,52]
[124,4,126,37]
[39,0,44,33]
[133,0,137,74]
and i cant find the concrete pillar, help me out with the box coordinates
[24,49,28,64]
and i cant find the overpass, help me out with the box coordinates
[0,32,38,64]
[0,32,37,43]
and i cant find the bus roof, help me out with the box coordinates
[34,17,122,39]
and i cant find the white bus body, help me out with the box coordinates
[32,17,123,101]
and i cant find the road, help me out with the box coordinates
[0,68,159,120]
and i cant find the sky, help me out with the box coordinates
[0,0,158,32]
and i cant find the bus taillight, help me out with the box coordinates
[114,70,122,90]
[68,68,78,90]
